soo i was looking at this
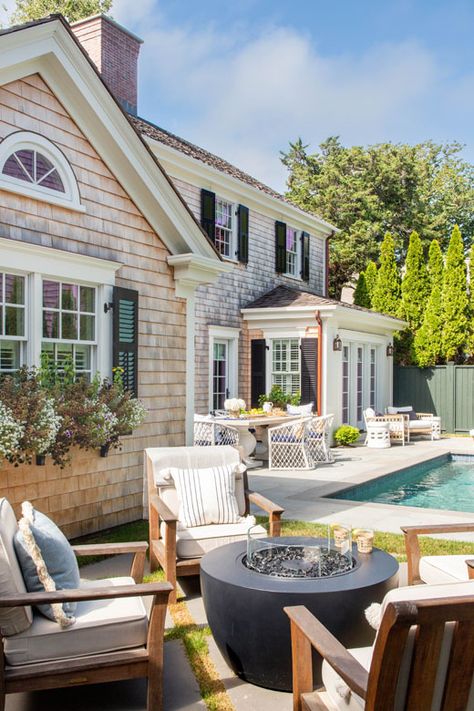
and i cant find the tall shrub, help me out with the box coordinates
[414,240,444,367]
[353,272,370,308]
[441,225,469,361]
[371,232,400,316]
[364,261,378,306]
[399,231,430,329]
[468,242,474,359]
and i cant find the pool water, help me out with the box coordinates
[330,454,474,513]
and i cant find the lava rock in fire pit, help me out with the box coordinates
[244,545,353,578]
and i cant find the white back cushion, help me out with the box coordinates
[287,403,313,415]
[0,498,33,635]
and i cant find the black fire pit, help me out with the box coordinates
[200,537,398,691]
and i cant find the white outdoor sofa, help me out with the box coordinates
[386,406,441,441]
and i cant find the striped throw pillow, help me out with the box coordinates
[169,465,242,528]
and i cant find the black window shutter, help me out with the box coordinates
[201,189,216,242]
[275,221,287,273]
[251,339,266,407]
[113,286,139,397]
[237,204,249,263]
[301,231,310,281]
[300,338,318,409]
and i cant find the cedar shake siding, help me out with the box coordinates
[169,177,326,413]
[0,74,186,536]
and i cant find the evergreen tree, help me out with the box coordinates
[414,240,444,367]
[364,261,378,306]
[441,225,469,361]
[399,231,430,330]
[353,272,370,308]
[467,242,474,359]
[371,233,401,316]
[10,0,112,24]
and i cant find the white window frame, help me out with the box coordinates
[208,326,239,411]
[269,336,300,395]
[0,238,120,377]
[0,131,85,212]
[284,226,302,280]
[214,195,237,260]
[339,333,383,427]
[0,269,28,373]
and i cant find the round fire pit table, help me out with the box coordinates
[200,537,398,691]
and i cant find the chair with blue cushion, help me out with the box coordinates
[268,417,312,470]
[307,414,334,464]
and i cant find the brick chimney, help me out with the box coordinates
[71,15,143,116]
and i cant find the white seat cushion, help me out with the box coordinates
[419,555,473,584]
[322,646,371,710]
[408,419,433,429]
[4,576,148,666]
[163,517,265,559]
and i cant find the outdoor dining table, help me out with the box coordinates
[212,413,304,468]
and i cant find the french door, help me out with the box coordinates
[341,342,377,427]
[212,340,229,410]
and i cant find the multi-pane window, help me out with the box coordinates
[356,346,363,423]
[42,280,96,379]
[272,338,300,394]
[215,198,234,258]
[285,227,299,277]
[342,345,349,424]
[370,348,376,409]
[2,149,65,193]
[212,341,228,410]
[0,272,26,373]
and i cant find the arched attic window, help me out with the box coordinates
[0,132,84,212]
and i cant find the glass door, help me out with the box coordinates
[356,346,364,427]
[342,345,350,424]
[212,340,229,411]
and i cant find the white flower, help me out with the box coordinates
[0,401,23,460]
[31,398,62,455]
[224,398,246,411]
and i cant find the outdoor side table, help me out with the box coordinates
[366,421,391,449]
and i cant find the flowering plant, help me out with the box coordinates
[224,398,246,412]
[0,401,23,461]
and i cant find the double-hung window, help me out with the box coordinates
[215,197,235,259]
[42,280,96,380]
[285,227,300,278]
[271,338,300,395]
[0,272,26,373]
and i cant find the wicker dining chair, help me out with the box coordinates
[307,414,334,464]
[268,417,312,470]
[193,415,240,447]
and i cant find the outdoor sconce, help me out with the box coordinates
[333,334,342,352]
[386,343,395,357]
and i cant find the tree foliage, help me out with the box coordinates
[353,272,370,308]
[399,231,430,330]
[441,226,469,362]
[413,240,444,367]
[10,0,112,24]
[281,137,474,297]
[371,233,400,316]
[364,261,378,306]
[468,243,474,359]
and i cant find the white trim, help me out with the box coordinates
[0,237,121,284]
[0,131,84,212]
[146,136,338,239]
[208,326,240,411]
[167,253,231,296]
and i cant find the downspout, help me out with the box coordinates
[315,311,323,416]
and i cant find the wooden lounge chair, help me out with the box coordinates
[146,445,284,603]
[0,498,172,711]
[286,581,474,710]
[402,522,474,585]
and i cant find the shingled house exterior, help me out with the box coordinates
[71,14,404,432]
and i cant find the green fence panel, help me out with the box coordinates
[394,364,474,433]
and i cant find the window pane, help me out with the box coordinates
[0,340,21,371]
[80,286,95,313]
[35,152,54,181]
[43,280,60,309]
[5,274,24,304]
[2,154,31,182]
[80,314,95,341]
[15,150,34,180]
[75,344,91,372]
[56,343,73,368]
[62,283,78,311]
[62,312,77,339]
[5,307,24,337]
[43,311,59,338]
[39,168,65,193]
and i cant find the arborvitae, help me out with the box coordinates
[467,242,474,358]
[364,261,377,307]
[441,225,469,361]
[414,240,444,367]
[399,231,430,330]
[353,272,370,308]
[371,232,401,316]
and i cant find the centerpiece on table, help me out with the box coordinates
[224,398,246,418]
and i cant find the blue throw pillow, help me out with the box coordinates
[14,502,80,625]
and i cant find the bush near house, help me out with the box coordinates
[334,425,360,446]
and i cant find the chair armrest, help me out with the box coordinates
[416,413,434,419]
[150,493,178,523]
[0,581,173,607]
[466,560,474,580]
[71,542,148,556]
[285,605,368,699]
[246,490,284,515]
[401,523,474,535]
[401,523,474,584]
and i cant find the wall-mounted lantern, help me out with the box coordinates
[386,343,395,357]
[333,334,342,352]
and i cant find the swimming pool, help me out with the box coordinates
[329,454,474,513]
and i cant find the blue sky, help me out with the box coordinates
[3,0,474,191]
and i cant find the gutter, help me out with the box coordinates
[315,311,323,416]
